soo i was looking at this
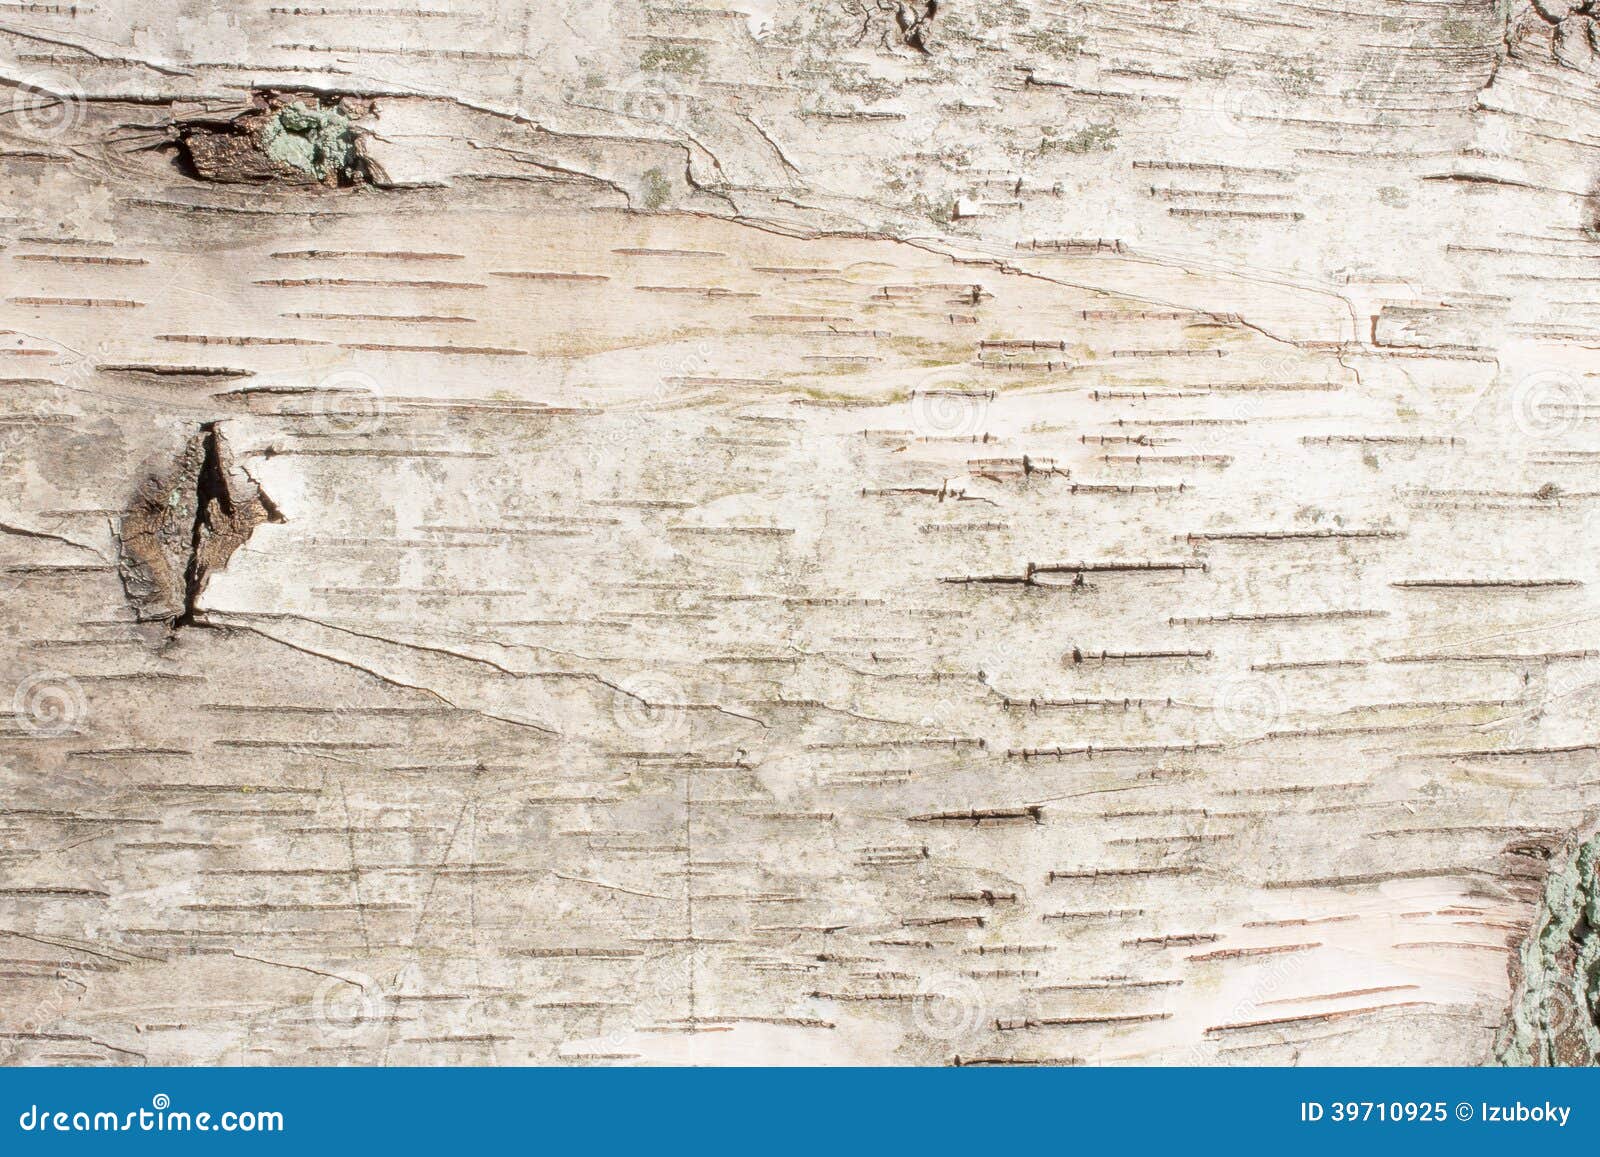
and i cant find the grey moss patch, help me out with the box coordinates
[1496,828,1600,1066]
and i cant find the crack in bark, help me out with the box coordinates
[116,423,283,628]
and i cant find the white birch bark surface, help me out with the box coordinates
[1,0,1598,1065]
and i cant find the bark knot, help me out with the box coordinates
[174,90,381,187]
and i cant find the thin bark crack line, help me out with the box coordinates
[553,873,675,902]
[340,783,372,956]
[200,618,557,736]
[900,234,1334,352]
[0,928,156,966]
[739,112,805,182]
[225,950,366,991]
[0,28,194,77]
[408,801,471,950]
[463,140,636,206]
[216,609,768,729]
[0,521,106,557]
[219,609,633,698]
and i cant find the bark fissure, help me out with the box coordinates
[116,424,283,628]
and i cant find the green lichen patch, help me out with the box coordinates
[1496,828,1600,1066]
[640,167,672,210]
[261,101,358,182]
[639,44,707,74]
[175,91,376,188]
[1029,28,1086,57]
[1039,122,1119,154]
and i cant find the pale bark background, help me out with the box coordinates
[1,0,1598,1065]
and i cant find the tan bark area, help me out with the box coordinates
[0,0,1597,1065]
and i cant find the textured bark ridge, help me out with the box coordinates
[116,425,282,626]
